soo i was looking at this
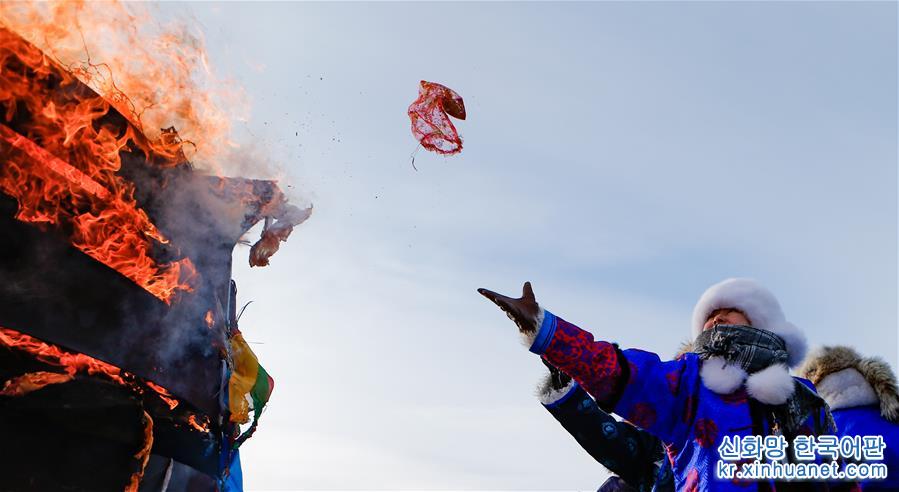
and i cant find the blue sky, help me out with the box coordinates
[155,2,897,489]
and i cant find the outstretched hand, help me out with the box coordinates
[477,282,541,335]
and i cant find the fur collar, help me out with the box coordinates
[800,346,899,422]
[675,339,694,359]
[816,368,879,411]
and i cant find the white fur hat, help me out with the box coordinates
[691,278,807,368]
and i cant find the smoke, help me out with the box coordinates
[0,1,253,175]
[0,1,313,409]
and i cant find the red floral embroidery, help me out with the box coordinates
[694,418,719,448]
[683,468,699,492]
[544,318,622,402]
[666,370,679,395]
[683,394,698,424]
[720,388,748,405]
[627,402,657,430]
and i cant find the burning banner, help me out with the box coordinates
[0,3,309,491]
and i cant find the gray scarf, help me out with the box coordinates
[694,324,789,373]
[695,324,833,437]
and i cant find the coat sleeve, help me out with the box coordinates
[532,309,700,447]
[542,380,664,492]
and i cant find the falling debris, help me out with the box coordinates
[249,203,313,267]
[407,80,466,157]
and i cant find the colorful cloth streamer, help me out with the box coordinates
[228,331,274,448]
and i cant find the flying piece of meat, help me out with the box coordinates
[408,80,466,155]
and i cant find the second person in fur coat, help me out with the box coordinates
[800,346,899,491]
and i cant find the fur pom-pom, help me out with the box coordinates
[700,356,747,394]
[746,364,795,405]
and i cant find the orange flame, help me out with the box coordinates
[188,414,211,433]
[125,410,154,492]
[205,310,214,329]
[0,0,248,171]
[0,326,126,384]
[0,26,198,303]
[0,371,73,396]
[145,381,179,411]
[0,327,183,409]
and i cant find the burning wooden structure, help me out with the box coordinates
[0,26,304,490]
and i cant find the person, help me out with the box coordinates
[799,346,899,491]
[480,278,838,491]
[538,359,674,492]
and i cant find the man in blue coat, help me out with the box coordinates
[800,346,899,491]
[481,278,843,491]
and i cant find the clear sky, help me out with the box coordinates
[156,2,896,489]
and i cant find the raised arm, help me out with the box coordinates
[538,363,668,492]
[479,282,701,446]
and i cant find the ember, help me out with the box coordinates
[188,414,211,433]
[146,381,179,410]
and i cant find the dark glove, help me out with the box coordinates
[477,281,541,335]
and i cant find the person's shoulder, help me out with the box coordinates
[794,376,815,390]
[620,348,700,367]
[678,352,700,363]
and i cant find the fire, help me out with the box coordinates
[0,0,247,171]
[0,326,183,410]
[125,410,154,492]
[205,310,215,329]
[145,381,179,410]
[0,326,125,384]
[0,26,197,303]
[0,371,73,396]
[188,414,211,433]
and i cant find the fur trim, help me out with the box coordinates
[816,368,879,411]
[800,346,899,422]
[859,356,899,422]
[691,278,807,366]
[536,373,577,405]
[674,339,694,359]
[520,308,544,348]
[700,356,747,394]
[799,346,861,385]
[745,364,796,404]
